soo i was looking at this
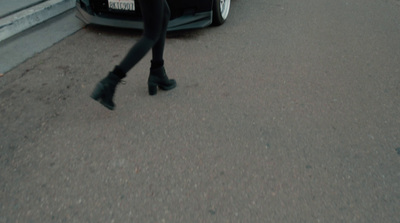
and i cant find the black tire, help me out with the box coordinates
[212,0,231,26]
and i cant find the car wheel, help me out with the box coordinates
[212,0,231,26]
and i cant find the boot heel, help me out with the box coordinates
[90,83,104,101]
[148,83,158,95]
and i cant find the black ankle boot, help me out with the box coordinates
[148,67,177,95]
[91,71,123,110]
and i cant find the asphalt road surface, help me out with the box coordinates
[1,0,400,222]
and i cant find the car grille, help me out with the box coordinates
[89,0,141,17]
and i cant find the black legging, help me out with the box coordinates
[118,0,170,73]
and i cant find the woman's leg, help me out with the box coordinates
[118,0,165,73]
[91,0,174,109]
[151,0,170,67]
[146,0,175,95]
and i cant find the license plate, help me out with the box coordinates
[108,0,135,11]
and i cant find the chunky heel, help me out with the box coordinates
[148,83,158,96]
[90,83,104,101]
[147,66,176,96]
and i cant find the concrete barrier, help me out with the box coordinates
[0,0,75,42]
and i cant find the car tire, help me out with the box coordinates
[212,0,231,26]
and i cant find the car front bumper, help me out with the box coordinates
[75,1,213,31]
